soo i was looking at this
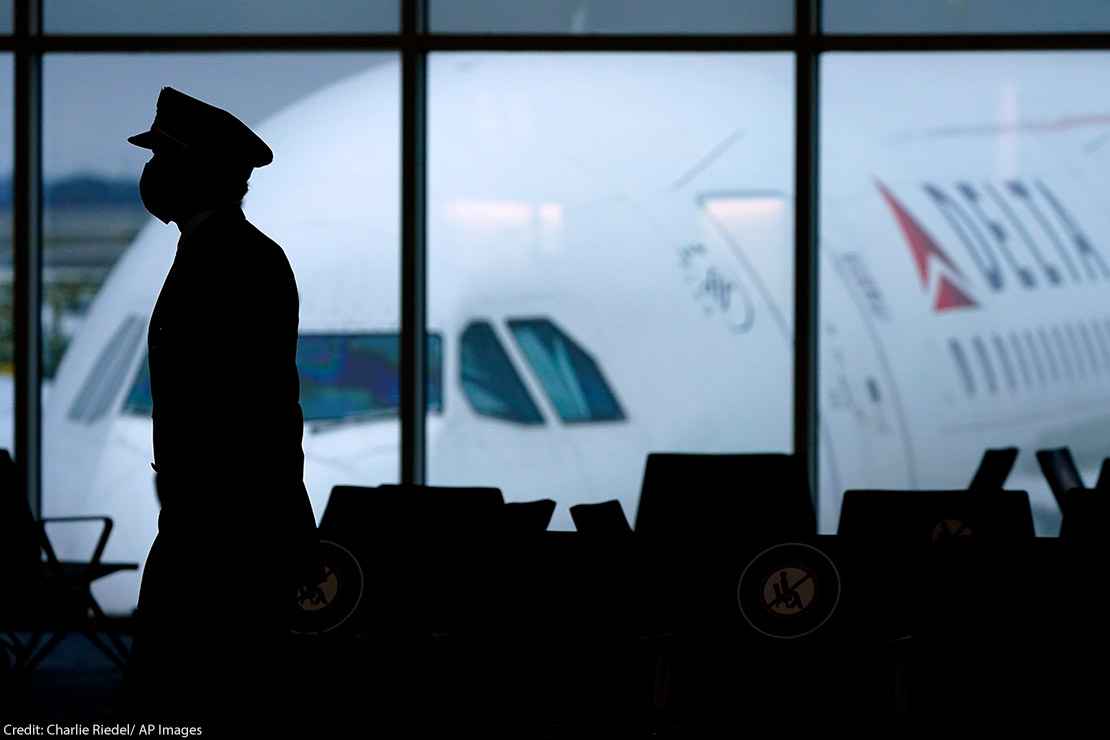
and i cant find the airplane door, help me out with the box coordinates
[697,191,913,528]
[817,240,916,527]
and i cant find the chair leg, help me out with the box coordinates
[83,591,131,667]
[5,631,45,671]
[21,631,67,672]
[80,628,129,670]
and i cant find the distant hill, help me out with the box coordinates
[0,173,141,209]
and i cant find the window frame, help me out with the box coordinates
[458,319,545,426]
[506,317,626,425]
[6,0,1105,522]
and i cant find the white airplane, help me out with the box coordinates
[38,53,1110,614]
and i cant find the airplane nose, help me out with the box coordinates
[303,445,400,524]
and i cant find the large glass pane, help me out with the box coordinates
[0,2,11,34]
[0,55,12,454]
[820,52,1110,535]
[42,53,398,614]
[432,0,792,34]
[825,0,1110,34]
[46,0,397,34]
[429,53,794,529]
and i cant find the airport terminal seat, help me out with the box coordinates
[0,449,136,673]
[570,500,633,536]
[502,498,557,534]
[1036,447,1086,538]
[1035,446,1084,508]
[631,453,817,721]
[634,452,815,545]
[968,447,1019,491]
[838,488,1040,711]
[1052,486,1110,546]
[1096,458,1110,492]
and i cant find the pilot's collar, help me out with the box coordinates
[178,209,218,243]
[176,206,245,248]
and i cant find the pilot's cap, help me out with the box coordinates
[127,86,273,169]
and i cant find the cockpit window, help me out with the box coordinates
[460,321,543,425]
[70,315,146,424]
[297,334,443,422]
[507,318,625,423]
[122,333,444,423]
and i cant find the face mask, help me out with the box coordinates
[139,157,176,224]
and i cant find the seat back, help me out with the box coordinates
[837,489,1035,546]
[1035,447,1085,512]
[1096,458,1110,492]
[318,483,505,633]
[968,447,1019,491]
[634,453,815,547]
[570,500,632,536]
[502,499,556,534]
[1057,487,1110,544]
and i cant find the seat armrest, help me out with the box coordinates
[38,516,114,566]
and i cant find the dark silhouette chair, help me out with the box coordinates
[968,447,1019,491]
[1054,485,1110,545]
[631,453,815,722]
[319,483,514,725]
[570,500,632,536]
[502,499,556,534]
[318,483,506,630]
[1096,458,1110,492]
[634,452,815,544]
[1035,447,1085,513]
[0,449,136,672]
[838,487,1038,711]
[837,488,1036,544]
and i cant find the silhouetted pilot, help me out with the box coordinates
[121,87,318,727]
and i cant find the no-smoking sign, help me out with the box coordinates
[737,543,840,639]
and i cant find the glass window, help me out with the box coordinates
[431,0,792,34]
[819,52,1110,536]
[41,53,399,616]
[825,0,1110,34]
[429,53,793,528]
[508,317,624,423]
[68,314,145,423]
[460,321,543,424]
[45,0,398,34]
[123,333,445,422]
[0,2,11,34]
[298,334,443,423]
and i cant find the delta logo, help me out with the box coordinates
[877,180,978,312]
[876,176,1109,314]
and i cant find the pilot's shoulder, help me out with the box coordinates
[237,218,296,279]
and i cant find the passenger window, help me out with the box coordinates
[460,321,543,425]
[507,318,625,423]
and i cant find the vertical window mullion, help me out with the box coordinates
[13,0,42,517]
[400,0,428,485]
[794,0,820,518]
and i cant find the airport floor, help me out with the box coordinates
[5,633,129,722]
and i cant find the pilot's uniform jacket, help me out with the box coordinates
[126,205,318,722]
